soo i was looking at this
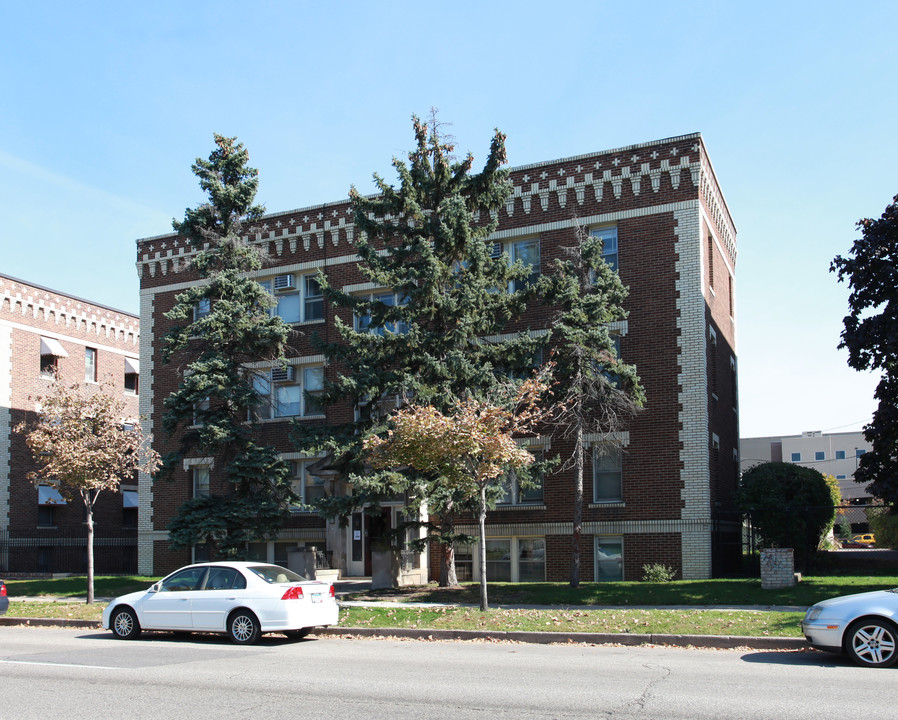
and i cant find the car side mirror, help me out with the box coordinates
[149,582,161,593]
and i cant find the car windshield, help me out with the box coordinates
[247,565,307,584]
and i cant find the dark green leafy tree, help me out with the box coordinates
[832,195,898,506]
[736,462,836,572]
[293,115,544,585]
[162,134,297,559]
[541,224,644,587]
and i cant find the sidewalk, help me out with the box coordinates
[1,589,810,652]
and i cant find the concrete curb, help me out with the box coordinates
[315,625,807,650]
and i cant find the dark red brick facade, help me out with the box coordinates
[0,274,141,573]
[137,133,739,581]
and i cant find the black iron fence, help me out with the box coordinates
[0,529,137,575]
[712,503,887,577]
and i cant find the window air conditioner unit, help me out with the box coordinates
[273,274,295,291]
[271,366,296,383]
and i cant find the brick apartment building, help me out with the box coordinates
[0,274,141,573]
[136,132,739,581]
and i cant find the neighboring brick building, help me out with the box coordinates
[0,273,141,573]
[137,132,739,580]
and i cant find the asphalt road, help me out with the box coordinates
[2,626,898,719]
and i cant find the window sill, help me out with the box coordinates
[290,319,326,327]
[494,504,546,511]
[589,501,625,508]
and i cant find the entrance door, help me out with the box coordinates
[363,507,392,576]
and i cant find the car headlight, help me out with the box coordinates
[805,606,822,622]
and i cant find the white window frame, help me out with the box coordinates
[260,274,324,325]
[288,459,326,511]
[494,237,541,293]
[593,443,623,503]
[595,536,623,581]
[354,290,409,336]
[252,365,325,419]
[193,297,211,321]
[590,226,618,271]
[497,450,545,506]
[192,465,210,498]
[460,536,546,583]
[85,347,98,383]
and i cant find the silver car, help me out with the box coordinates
[802,589,898,667]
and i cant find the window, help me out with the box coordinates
[40,354,58,379]
[85,347,97,382]
[193,466,210,498]
[124,357,139,395]
[122,490,138,529]
[791,452,801,462]
[856,449,867,458]
[261,274,324,324]
[160,566,208,592]
[205,567,246,590]
[255,366,325,418]
[836,450,846,460]
[38,505,56,528]
[289,460,326,508]
[194,297,211,321]
[815,451,825,461]
[593,444,622,502]
[37,485,66,528]
[355,291,409,335]
[595,536,623,581]
[193,397,210,426]
[707,234,715,289]
[481,537,546,582]
[836,474,847,480]
[510,238,540,292]
[498,452,544,505]
[591,226,618,271]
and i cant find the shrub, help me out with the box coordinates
[641,563,676,582]
[869,507,898,549]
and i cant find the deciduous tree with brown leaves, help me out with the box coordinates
[365,368,554,610]
[16,381,160,603]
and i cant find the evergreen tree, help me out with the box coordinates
[162,134,297,559]
[293,115,544,584]
[832,195,898,507]
[541,225,644,586]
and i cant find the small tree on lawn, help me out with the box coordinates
[541,223,644,587]
[736,461,836,573]
[162,134,297,558]
[365,369,553,610]
[16,381,160,603]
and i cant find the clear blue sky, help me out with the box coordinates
[2,1,894,438]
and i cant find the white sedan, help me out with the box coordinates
[802,588,898,667]
[102,561,339,645]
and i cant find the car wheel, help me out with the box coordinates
[284,628,312,640]
[227,609,261,645]
[110,607,141,640]
[845,618,898,668]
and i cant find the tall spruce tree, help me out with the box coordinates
[162,134,297,559]
[541,225,644,587]
[293,115,544,585]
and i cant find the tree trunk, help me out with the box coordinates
[570,420,583,588]
[478,485,489,611]
[439,507,459,587]
[85,495,95,605]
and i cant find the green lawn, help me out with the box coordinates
[345,576,898,607]
[5,574,896,638]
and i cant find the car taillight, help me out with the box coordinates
[328,584,335,599]
[0,584,6,597]
[281,585,304,600]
